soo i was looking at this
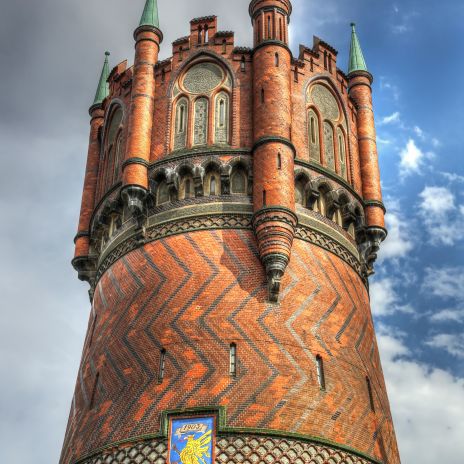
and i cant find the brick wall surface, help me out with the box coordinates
[62,230,399,464]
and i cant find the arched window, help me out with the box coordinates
[112,133,123,184]
[313,188,327,216]
[193,98,208,146]
[198,25,203,44]
[204,25,209,43]
[180,174,195,200]
[174,98,188,150]
[157,180,170,205]
[267,16,272,39]
[231,167,247,194]
[323,122,335,171]
[308,109,321,163]
[215,92,229,144]
[204,169,221,196]
[295,179,306,206]
[337,128,347,180]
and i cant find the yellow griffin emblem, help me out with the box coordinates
[179,430,212,464]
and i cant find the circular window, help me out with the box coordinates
[309,84,340,121]
[183,62,224,94]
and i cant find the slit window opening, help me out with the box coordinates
[158,349,166,383]
[316,355,326,390]
[219,99,225,127]
[366,377,375,412]
[277,153,282,170]
[230,343,237,376]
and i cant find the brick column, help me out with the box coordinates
[122,25,162,216]
[250,0,297,302]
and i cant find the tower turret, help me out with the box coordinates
[73,52,110,289]
[250,0,296,302]
[348,24,386,275]
[122,0,163,220]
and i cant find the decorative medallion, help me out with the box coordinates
[183,63,224,94]
[309,84,340,121]
[168,416,215,464]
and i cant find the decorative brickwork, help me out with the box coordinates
[79,435,377,464]
[66,1,400,464]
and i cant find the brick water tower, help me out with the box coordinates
[62,0,401,463]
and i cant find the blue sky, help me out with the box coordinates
[0,0,462,463]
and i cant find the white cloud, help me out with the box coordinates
[378,329,464,464]
[413,125,425,139]
[430,308,464,323]
[441,171,464,183]
[426,333,464,359]
[399,139,432,177]
[379,111,401,126]
[418,187,464,245]
[380,77,400,101]
[423,267,464,301]
[370,278,414,317]
[379,209,414,261]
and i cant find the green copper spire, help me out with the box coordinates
[348,23,368,74]
[92,51,110,107]
[139,0,160,28]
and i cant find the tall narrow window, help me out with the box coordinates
[263,190,267,206]
[161,68,166,83]
[261,88,265,104]
[295,180,305,206]
[308,109,321,162]
[180,175,195,200]
[113,134,123,184]
[179,46,183,61]
[222,39,227,54]
[366,377,375,412]
[230,343,237,376]
[198,25,203,44]
[231,168,247,194]
[158,349,166,383]
[157,180,170,205]
[193,98,208,146]
[210,176,217,195]
[215,92,229,145]
[337,128,347,180]
[204,25,209,43]
[324,51,328,69]
[275,53,279,67]
[316,355,326,390]
[174,98,188,150]
[257,20,261,44]
[277,153,282,170]
[268,16,271,39]
[279,18,283,41]
[89,373,99,409]
[241,55,246,72]
[328,54,333,73]
[323,121,335,171]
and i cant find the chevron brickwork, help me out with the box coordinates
[65,1,400,463]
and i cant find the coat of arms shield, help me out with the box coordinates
[168,415,215,464]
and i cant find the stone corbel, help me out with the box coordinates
[121,185,148,233]
[72,255,98,302]
[358,226,387,278]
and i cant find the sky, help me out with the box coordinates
[0,0,463,463]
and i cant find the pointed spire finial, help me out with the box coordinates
[92,52,110,108]
[139,0,160,29]
[348,22,368,75]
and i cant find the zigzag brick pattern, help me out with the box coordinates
[61,230,399,464]
[81,435,374,464]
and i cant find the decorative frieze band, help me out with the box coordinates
[94,206,363,287]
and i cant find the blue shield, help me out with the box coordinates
[168,416,215,464]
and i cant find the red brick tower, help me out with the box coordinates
[63,1,401,463]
